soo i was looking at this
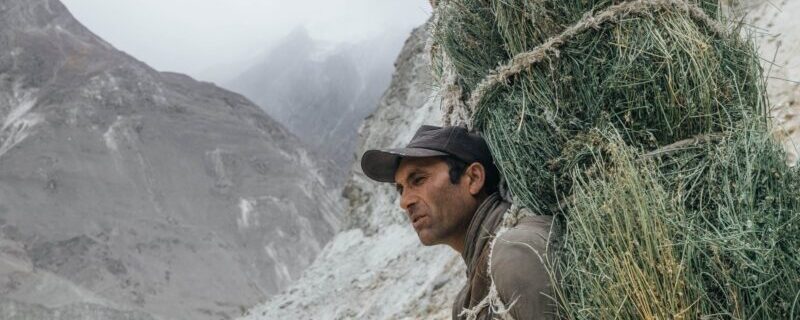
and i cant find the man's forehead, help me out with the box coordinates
[394,157,445,182]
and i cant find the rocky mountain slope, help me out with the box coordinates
[748,0,800,164]
[241,1,800,319]
[226,28,406,185]
[0,0,341,319]
[240,22,464,320]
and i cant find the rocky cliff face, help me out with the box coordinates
[746,0,800,164]
[226,28,406,185]
[240,22,466,320]
[0,0,341,319]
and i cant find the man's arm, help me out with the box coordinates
[489,217,558,320]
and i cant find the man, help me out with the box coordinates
[361,125,558,320]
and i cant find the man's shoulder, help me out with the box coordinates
[495,214,555,248]
[489,213,556,273]
[486,213,558,319]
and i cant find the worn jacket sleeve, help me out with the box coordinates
[489,220,557,320]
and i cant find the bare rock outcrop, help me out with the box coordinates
[0,0,342,319]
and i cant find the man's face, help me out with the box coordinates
[394,157,479,247]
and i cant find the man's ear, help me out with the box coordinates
[464,162,486,196]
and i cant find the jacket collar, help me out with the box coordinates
[461,192,508,276]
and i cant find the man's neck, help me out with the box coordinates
[447,192,490,255]
[459,192,508,272]
[446,230,467,255]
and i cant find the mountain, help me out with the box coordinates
[0,0,342,319]
[226,27,408,184]
[240,22,464,320]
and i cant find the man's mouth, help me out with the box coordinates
[411,214,427,229]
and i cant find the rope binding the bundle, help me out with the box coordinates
[462,0,731,128]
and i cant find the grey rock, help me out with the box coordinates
[0,0,342,319]
[0,299,158,320]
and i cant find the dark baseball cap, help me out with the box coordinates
[361,125,496,183]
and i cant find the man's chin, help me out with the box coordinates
[415,230,438,246]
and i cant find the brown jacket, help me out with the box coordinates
[452,193,558,320]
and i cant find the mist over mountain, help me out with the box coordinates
[0,0,341,319]
[226,27,409,184]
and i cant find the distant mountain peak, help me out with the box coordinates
[226,26,411,185]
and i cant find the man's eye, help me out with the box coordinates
[412,177,426,185]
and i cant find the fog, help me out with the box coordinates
[61,0,431,83]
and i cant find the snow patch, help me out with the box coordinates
[2,95,37,131]
[102,116,140,172]
[237,198,256,229]
[82,72,123,103]
[103,116,122,153]
[273,261,293,285]
[263,244,278,261]
[0,113,42,159]
[262,240,304,288]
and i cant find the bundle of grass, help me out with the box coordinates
[658,119,800,317]
[554,130,697,318]
[431,0,764,215]
[556,121,800,318]
[430,0,799,318]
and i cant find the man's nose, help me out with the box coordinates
[399,191,416,212]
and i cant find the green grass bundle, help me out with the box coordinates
[430,0,800,318]
[557,122,800,318]
[554,130,695,318]
[659,119,800,318]
[432,0,764,215]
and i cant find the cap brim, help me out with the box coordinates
[361,147,449,183]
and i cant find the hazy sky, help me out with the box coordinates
[61,0,431,82]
